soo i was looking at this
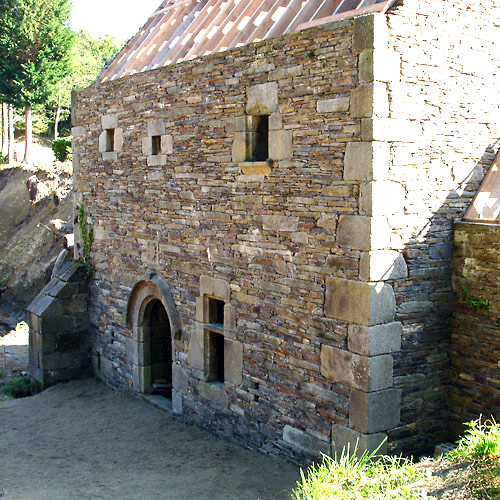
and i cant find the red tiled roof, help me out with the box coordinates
[99,0,395,82]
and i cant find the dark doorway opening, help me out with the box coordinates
[144,299,172,398]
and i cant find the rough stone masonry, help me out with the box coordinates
[35,0,500,463]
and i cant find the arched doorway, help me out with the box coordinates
[126,270,181,396]
[142,298,172,397]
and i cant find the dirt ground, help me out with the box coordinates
[0,327,300,500]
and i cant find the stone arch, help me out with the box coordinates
[126,270,181,393]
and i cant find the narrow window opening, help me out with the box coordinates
[207,297,224,326]
[105,129,114,152]
[96,351,101,372]
[207,330,225,383]
[152,135,162,155]
[247,115,269,161]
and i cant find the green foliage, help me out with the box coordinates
[52,137,72,162]
[0,0,74,107]
[0,371,5,379]
[462,287,490,310]
[292,442,421,500]
[450,418,500,461]
[1,376,33,398]
[78,203,94,278]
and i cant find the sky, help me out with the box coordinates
[71,0,163,40]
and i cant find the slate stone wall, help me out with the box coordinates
[451,222,500,436]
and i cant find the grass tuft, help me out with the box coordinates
[292,442,421,500]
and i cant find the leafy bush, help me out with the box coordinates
[1,376,33,398]
[292,443,421,500]
[52,137,72,162]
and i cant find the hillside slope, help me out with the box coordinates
[0,160,73,317]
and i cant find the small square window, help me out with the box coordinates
[247,115,269,162]
[152,135,162,155]
[105,129,114,152]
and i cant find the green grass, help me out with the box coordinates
[0,370,5,378]
[0,376,33,398]
[292,442,421,500]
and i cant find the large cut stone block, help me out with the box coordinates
[360,181,405,216]
[246,82,278,115]
[262,215,299,232]
[232,132,247,162]
[359,49,400,84]
[269,129,292,160]
[199,381,229,409]
[200,275,230,301]
[325,277,396,326]
[101,114,118,129]
[224,338,243,386]
[348,322,402,356]
[147,118,166,136]
[337,215,391,251]
[172,363,189,393]
[332,424,388,458]
[344,142,389,181]
[350,82,388,118]
[349,388,401,433]
[359,250,408,281]
[321,345,392,391]
[317,97,350,113]
[283,425,331,457]
[352,13,388,52]
[188,327,205,371]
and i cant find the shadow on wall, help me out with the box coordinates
[385,142,498,454]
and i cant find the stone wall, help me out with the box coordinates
[71,0,500,461]
[451,222,500,436]
[383,0,500,453]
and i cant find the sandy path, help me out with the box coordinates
[0,379,300,500]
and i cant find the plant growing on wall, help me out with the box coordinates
[77,203,94,278]
[462,287,490,311]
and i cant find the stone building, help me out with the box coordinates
[29,0,500,462]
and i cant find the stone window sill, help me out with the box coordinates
[238,161,273,175]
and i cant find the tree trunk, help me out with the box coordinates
[1,102,8,158]
[54,93,61,140]
[7,104,14,164]
[23,104,32,163]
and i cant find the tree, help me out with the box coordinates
[0,0,73,163]
[50,30,123,139]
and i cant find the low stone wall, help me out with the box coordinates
[451,221,500,435]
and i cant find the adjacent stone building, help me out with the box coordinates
[30,0,500,463]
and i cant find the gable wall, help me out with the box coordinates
[384,0,500,452]
[73,19,365,462]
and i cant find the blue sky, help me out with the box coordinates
[71,0,163,40]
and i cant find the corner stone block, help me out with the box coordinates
[350,82,388,119]
[172,389,183,415]
[200,275,231,302]
[269,113,282,130]
[147,118,166,137]
[352,13,388,52]
[224,304,236,331]
[283,425,331,457]
[349,388,401,433]
[320,345,393,392]
[337,215,391,251]
[332,424,388,458]
[101,114,118,130]
[348,322,402,356]
[359,250,408,282]
[359,49,401,84]
[224,338,242,386]
[361,118,422,142]
[225,115,246,133]
[344,141,389,181]
[246,82,278,115]
[360,181,405,216]
[325,277,396,326]
[269,129,292,160]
